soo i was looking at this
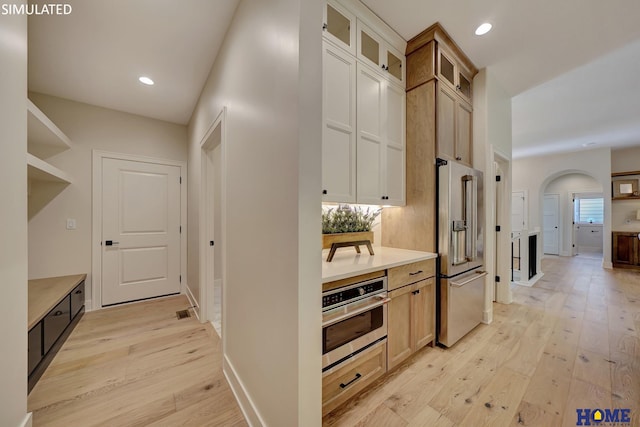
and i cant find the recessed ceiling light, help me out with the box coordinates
[138,76,154,86]
[475,23,492,36]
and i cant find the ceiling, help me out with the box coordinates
[28,0,239,125]
[28,0,640,156]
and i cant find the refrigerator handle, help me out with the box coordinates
[463,175,477,262]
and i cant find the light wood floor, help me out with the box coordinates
[324,255,640,427]
[28,296,247,427]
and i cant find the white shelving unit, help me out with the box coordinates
[27,99,72,218]
[27,153,71,184]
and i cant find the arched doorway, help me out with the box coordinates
[541,171,604,260]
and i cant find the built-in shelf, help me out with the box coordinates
[27,153,71,184]
[611,170,640,200]
[26,99,73,218]
[27,99,71,159]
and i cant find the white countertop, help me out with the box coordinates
[322,246,437,283]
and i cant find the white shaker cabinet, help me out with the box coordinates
[322,0,406,206]
[356,63,405,206]
[322,0,356,55]
[357,21,406,87]
[322,41,357,203]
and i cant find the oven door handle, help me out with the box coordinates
[322,294,390,328]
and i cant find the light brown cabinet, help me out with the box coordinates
[437,83,473,166]
[381,23,477,251]
[322,339,386,416]
[387,276,435,371]
[612,232,640,268]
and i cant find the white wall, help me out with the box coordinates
[0,9,30,427]
[27,94,187,307]
[544,173,602,255]
[473,67,513,309]
[512,148,612,267]
[186,0,322,425]
[611,146,640,231]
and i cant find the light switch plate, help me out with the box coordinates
[66,218,77,230]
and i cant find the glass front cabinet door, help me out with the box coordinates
[323,0,356,55]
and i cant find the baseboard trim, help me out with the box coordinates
[513,272,544,288]
[183,284,200,321]
[18,412,32,427]
[482,309,493,324]
[223,354,265,427]
[602,261,613,269]
[84,298,93,312]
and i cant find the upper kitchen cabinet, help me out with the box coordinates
[322,41,357,203]
[27,99,72,218]
[357,21,406,86]
[322,0,407,206]
[323,0,356,55]
[356,63,406,206]
[405,23,477,167]
[437,84,473,165]
[437,47,473,103]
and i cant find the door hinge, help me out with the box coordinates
[496,225,501,232]
[495,275,500,282]
[179,226,182,234]
[179,176,182,184]
[179,275,182,283]
[496,176,501,182]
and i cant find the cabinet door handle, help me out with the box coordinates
[53,310,64,316]
[412,289,421,295]
[339,373,362,389]
[456,156,462,161]
[322,189,327,195]
[75,290,82,294]
[322,23,327,31]
[409,270,423,276]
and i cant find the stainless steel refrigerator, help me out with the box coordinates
[436,158,487,347]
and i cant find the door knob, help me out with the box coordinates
[105,240,119,246]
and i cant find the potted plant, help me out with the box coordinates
[322,205,380,249]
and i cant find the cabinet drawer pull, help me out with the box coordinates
[53,310,64,316]
[339,373,362,389]
[75,289,83,294]
[409,270,423,276]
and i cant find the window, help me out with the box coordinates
[574,197,604,224]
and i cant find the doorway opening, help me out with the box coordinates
[200,108,226,338]
[572,193,604,258]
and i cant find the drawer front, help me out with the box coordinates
[43,295,71,353]
[28,323,43,375]
[71,281,85,318]
[388,259,435,291]
[322,340,386,416]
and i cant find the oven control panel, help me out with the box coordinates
[322,278,386,310]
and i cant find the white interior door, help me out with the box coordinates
[102,158,181,306]
[543,194,560,255]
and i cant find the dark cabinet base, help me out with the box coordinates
[28,307,83,393]
[28,279,85,393]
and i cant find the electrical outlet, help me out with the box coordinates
[66,218,77,230]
